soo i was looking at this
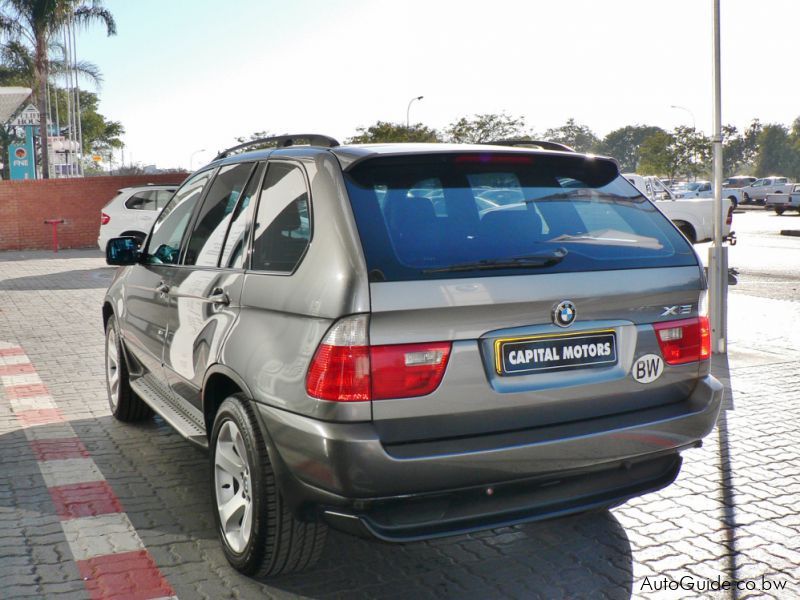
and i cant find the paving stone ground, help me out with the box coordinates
[0,249,798,599]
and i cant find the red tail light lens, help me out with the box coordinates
[653,316,710,365]
[305,316,452,402]
[370,342,451,400]
[306,343,371,401]
[100,212,110,225]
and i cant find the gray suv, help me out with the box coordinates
[102,135,723,577]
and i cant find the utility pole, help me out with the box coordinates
[709,0,727,354]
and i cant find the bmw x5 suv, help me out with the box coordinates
[103,135,723,577]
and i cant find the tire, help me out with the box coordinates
[210,394,327,577]
[742,193,751,204]
[727,195,738,209]
[775,208,785,215]
[676,222,697,244]
[105,315,152,422]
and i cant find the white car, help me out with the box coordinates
[98,185,177,252]
[675,181,712,199]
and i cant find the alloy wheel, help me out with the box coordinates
[214,420,254,554]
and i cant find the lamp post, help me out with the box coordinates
[189,148,206,171]
[709,0,727,354]
[406,96,424,129]
[670,104,696,130]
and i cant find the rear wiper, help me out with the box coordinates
[422,248,567,274]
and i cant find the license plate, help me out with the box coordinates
[495,331,617,375]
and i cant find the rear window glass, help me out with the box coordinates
[344,153,697,281]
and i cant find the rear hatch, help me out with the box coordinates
[343,151,707,444]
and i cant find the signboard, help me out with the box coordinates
[9,126,36,180]
[11,103,40,127]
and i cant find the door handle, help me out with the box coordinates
[207,288,230,306]
[155,282,170,295]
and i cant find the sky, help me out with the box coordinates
[74,0,800,170]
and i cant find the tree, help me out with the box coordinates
[444,113,528,143]
[0,0,116,178]
[754,124,797,178]
[543,118,599,153]
[346,121,440,143]
[638,131,680,180]
[671,126,711,180]
[598,125,665,172]
[721,120,761,177]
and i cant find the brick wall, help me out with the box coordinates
[0,174,187,251]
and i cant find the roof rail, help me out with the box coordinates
[215,134,340,160]
[485,139,576,153]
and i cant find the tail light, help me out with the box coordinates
[305,315,452,402]
[653,317,710,365]
[101,212,110,225]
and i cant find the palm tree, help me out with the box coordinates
[0,0,115,178]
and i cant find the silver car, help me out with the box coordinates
[102,135,723,577]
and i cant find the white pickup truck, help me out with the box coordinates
[624,174,734,244]
[766,183,800,214]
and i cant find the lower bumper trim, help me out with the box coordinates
[322,453,682,542]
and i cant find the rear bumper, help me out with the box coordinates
[255,374,722,536]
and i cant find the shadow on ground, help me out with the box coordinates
[2,413,635,599]
[0,267,115,291]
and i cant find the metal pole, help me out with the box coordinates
[406,95,423,129]
[71,16,83,175]
[709,0,727,354]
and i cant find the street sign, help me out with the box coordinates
[11,103,40,127]
[9,125,36,179]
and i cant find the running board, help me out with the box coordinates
[130,376,208,448]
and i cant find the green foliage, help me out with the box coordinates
[443,113,528,144]
[722,120,761,177]
[347,121,440,143]
[599,125,665,172]
[543,118,599,153]
[638,131,679,180]
[49,88,124,156]
[754,124,797,178]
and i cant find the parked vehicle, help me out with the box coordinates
[624,174,733,243]
[97,185,178,251]
[740,176,790,204]
[103,136,722,577]
[722,176,756,188]
[766,183,800,214]
[675,181,712,199]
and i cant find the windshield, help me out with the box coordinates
[344,152,697,281]
[685,182,704,191]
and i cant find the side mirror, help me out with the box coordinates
[106,237,140,266]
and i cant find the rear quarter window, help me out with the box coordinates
[344,153,697,281]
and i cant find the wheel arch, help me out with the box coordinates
[202,365,253,435]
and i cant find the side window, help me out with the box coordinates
[251,162,311,273]
[155,189,175,209]
[125,191,157,211]
[220,162,265,269]
[144,170,213,265]
[184,162,254,267]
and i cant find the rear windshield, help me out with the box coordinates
[344,153,697,281]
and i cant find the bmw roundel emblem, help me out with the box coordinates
[553,300,577,328]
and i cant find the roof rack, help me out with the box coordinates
[485,139,576,153]
[215,133,340,160]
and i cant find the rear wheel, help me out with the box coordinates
[211,394,327,577]
[105,315,152,421]
[774,207,785,215]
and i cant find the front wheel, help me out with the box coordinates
[676,221,697,244]
[211,394,327,577]
[774,207,785,215]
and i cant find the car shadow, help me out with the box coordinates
[0,267,116,290]
[1,414,635,599]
